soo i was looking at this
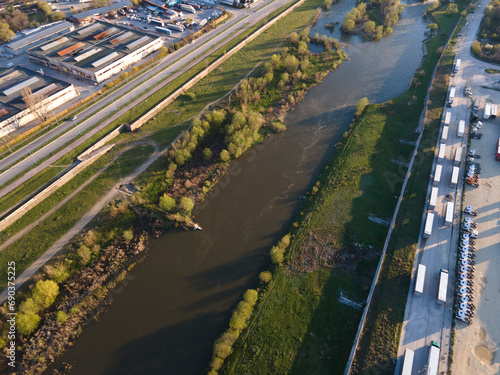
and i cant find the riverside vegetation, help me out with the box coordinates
[471,0,500,62]
[341,0,405,40]
[215,1,471,375]
[0,0,347,371]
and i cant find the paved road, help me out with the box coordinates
[395,1,500,374]
[0,0,292,190]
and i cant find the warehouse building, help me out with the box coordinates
[3,22,75,56]
[0,67,79,138]
[68,1,132,26]
[27,21,163,84]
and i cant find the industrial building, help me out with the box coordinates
[3,22,75,56]
[0,67,79,138]
[68,1,133,26]
[27,21,163,84]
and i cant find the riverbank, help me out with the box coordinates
[0,9,347,374]
[218,3,469,375]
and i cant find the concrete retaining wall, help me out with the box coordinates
[0,144,114,232]
[78,124,125,160]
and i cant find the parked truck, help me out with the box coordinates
[429,186,438,209]
[433,164,442,186]
[414,264,426,296]
[454,147,462,166]
[441,126,449,141]
[445,201,454,226]
[167,23,184,31]
[426,341,441,375]
[454,58,461,73]
[444,111,452,125]
[423,212,434,239]
[438,143,446,162]
[450,166,459,187]
[447,85,456,106]
[180,4,196,12]
[457,120,465,137]
[155,26,171,34]
[437,269,448,305]
[401,348,415,375]
[496,137,500,161]
[149,18,164,26]
[484,103,491,120]
[492,104,498,119]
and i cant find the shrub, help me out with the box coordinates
[44,262,70,284]
[32,280,59,310]
[259,271,272,283]
[159,195,176,211]
[243,289,258,305]
[70,307,80,314]
[123,230,134,243]
[203,148,213,161]
[17,312,40,336]
[57,311,67,323]
[179,197,194,213]
[77,245,92,265]
[220,149,230,162]
[355,97,369,116]
[270,246,284,265]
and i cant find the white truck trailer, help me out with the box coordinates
[180,4,196,12]
[429,186,438,209]
[485,103,492,120]
[454,147,462,166]
[457,120,465,137]
[401,348,415,375]
[167,23,185,32]
[438,143,446,162]
[492,104,498,119]
[433,164,442,186]
[447,85,456,106]
[444,111,452,125]
[454,58,461,73]
[441,126,449,141]
[414,264,426,296]
[426,341,441,375]
[423,212,435,239]
[437,269,448,305]
[445,201,454,226]
[450,166,459,187]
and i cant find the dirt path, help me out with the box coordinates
[0,142,161,304]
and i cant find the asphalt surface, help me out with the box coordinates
[0,0,292,190]
[395,2,500,374]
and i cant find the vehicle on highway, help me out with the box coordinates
[414,264,426,296]
[427,341,441,375]
[454,58,461,74]
[423,212,435,239]
[457,120,465,137]
[71,116,77,121]
[401,348,414,375]
[447,85,456,106]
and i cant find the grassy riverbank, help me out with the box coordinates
[220,2,469,375]
[350,4,469,373]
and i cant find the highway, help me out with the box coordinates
[395,2,492,374]
[0,0,294,192]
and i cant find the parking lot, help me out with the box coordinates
[108,3,227,44]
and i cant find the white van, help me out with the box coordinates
[6,62,14,68]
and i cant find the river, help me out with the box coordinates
[50,1,428,374]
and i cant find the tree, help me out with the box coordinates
[446,3,458,14]
[428,23,438,30]
[364,20,376,33]
[297,41,309,55]
[283,55,299,74]
[21,87,50,123]
[270,246,284,265]
[57,311,67,323]
[289,31,299,44]
[243,289,258,305]
[16,312,40,336]
[0,22,14,43]
[323,0,333,9]
[203,148,213,161]
[32,280,59,309]
[123,229,134,243]
[179,197,194,213]
[342,19,356,32]
[159,195,176,211]
[355,97,369,116]
[270,54,281,68]
[220,149,230,162]
[259,271,272,283]
[5,10,28,32]
[77,245,92,265]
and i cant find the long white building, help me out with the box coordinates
[27,21,163,84]
[0,67,78,138]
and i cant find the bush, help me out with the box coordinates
[159,195,176,211]
[44,262,70,284]
[355,97,369,116]
[270,246,284,265]
[57,311,67,323]
[32,280,59,310]
[70,307,80,314]
[259,271,272,283]
[123,229,134,243]
[203,148,213,161]
[17,312,40,336]
[77,245,92,265]
[220,149,230,162]
[243,289,258,305]
[179,197,194,213]
[428,23,438,30]
[323,0,333,9]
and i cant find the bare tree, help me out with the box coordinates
[22,87,49,123]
